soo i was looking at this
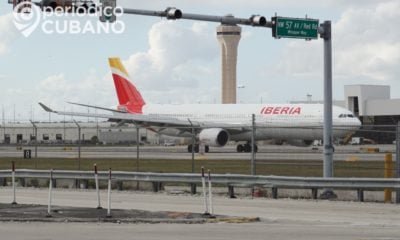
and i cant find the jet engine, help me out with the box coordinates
[199,128,229,147]
[286,139,314,147]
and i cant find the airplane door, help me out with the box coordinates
[348,97,359,117]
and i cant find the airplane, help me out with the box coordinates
[39,57,361,153]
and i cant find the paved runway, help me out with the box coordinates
[0,145,394,161]
[0,188,399,239]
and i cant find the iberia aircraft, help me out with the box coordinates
[39,58,361,153]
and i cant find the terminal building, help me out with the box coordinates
[344,85,400,144]
[292,84,400,144]
[0,121,181,145]
[0,122,149,145]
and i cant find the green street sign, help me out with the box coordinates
[272,17,319,40]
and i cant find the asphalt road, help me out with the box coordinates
[0,188,399,240]
[0,145,394,161]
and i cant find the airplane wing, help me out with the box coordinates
[38,102,248,131]
[67,102,127,113]
[39,102,198,127]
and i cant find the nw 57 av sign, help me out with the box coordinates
[272,16,319,40]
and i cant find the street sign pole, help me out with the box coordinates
[251,114,256,175]
[188,119,196,195]
[396,122,400,203]
[319,21,336,199]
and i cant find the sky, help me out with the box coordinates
[0,0,399,122]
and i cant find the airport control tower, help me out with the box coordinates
[217,23,241,104]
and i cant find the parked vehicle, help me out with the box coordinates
[350,137,364,145]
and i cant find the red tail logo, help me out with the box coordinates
[109,58,145,114]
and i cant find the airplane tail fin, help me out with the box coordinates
[109,58,145,114]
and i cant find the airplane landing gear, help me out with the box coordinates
[236,144,244,153]
[188,144,209,153]
[188,144,198,153]
[205,145,209,153]
[236,143,258,153]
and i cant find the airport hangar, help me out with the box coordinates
[1,84,400,145]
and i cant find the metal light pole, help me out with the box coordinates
[136,125,140,172]
[73,120,81,169]
[191,127,195,172]
[30,120,38,168]
[251,114,256,175]
[188,119,196,194]
[319,21,336,199]
[73,120,81,189]
[396,121,400,203]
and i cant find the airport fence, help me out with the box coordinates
[0,122,400,179]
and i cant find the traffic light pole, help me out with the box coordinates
[319,21,336,199]
[121,7,182,20]
[396,122,400,203]
[179,12,270,27]
[118,7,269,27]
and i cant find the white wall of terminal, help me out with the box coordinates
[344,85,393,116]
[293,85,400,117]
[364,99,400,116]
[0,122,145,144]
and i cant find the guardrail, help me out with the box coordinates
[1,169,400,203]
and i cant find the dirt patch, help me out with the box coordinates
[0,203,259,224]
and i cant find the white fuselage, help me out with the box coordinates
[140,103,361,142]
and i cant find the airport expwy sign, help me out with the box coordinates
[272,16,319,40]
